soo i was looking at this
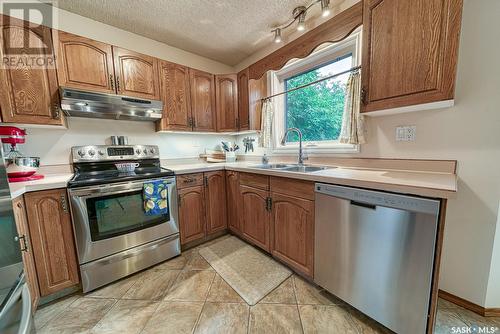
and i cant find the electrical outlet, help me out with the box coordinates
[396,126,417,142]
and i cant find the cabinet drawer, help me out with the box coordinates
[177,173,204,189]
[240,172,269,190]
[270,176,314,200]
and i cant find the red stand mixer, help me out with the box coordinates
[0,126,44,182]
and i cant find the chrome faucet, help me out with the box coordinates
[281,128,308,165]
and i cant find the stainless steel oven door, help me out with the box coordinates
[68,177,178,264]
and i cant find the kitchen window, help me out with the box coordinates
[271,31,361,154]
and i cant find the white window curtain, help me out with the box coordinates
[339,70,365,144]
[260,99,274,148]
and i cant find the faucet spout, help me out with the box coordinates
[281,128,307,164]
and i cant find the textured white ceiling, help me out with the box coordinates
[54,0,331,66]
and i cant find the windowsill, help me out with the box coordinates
[272,143,360,155]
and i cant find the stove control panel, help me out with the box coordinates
[72,145,160,162]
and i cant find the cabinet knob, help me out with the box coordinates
[116,76,121,92]
[109,74,115,90]
[60,194,69,213]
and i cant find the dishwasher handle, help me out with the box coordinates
[350,200,376,210]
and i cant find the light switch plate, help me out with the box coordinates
[396,126,417,142]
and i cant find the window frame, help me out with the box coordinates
[270,30,362,155]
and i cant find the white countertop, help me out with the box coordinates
[8,161,457,199]
[9,173,74,199]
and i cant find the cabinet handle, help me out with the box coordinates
[184,178,195,183]
[60,194,68,213]
[361,87,367,105]
[204,176,208,187]
[52,101,60,119]
[17,202,22,209]
[266,197,272,212]
[109,74,115,90]
[116,76,121,92]
[178,194,182,207]
[14,235,28,252]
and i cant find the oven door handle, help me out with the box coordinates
[69,177,175,198]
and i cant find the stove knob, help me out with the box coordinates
[135,149,141,155]
[98,150,104,156]
[88,149,96,157]
[150,148,155,154]
[77,150,85,157]
[143,149,148,154]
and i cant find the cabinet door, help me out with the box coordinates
[205,171,228,234]
[12,196,40,309]
[157,60,192,131]
[113,46,160,100]
[178,185,206,244]
[0,16,62,125]
[24,189,79,296]
[226,171,241,235]
[271,192,314,277]
[189,68,216,132]
[54,31,115,94]
[361,0,463,112]
[237,69,250,131]
[215,74,238,132]
[240,185,270,252]
[248,75,268,130]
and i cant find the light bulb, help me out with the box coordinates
[321,0,331,17]
[273,28,282,43]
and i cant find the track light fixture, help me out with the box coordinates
[271,0,332,43]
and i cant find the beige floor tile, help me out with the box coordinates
[434,309,470,334]
[152,254,189,270]
[299,304,358,334]
[185,252,213,271]
[348,308,393,334]
[206,274,245,303]
[249,303,303,334]
[34,294,81,330]
[260,276,296,304]
[294,276,342,305]
[38,297,115,334]
[91,299,159,334]
[438,298,462,310]
[123,269,180,300]
[142,301,204,334]
[165,270,215,301]
[194,302,249,334]
[86,274,140,299]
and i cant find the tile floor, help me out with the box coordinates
[35,237,500,334]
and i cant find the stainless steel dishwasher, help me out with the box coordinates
[314,183,441,334]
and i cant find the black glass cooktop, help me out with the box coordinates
[68,159,174,188]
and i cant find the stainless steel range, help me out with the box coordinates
[67,145,179,292]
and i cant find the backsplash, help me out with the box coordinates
[17,117,233,166]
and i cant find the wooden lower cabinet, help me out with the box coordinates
[12,196,40,309]
[271,192,314,277]
[205,171,228,234]
[240,185,270,252]
[226,171,241,235]
[24,189,79,296]
[178,185,206,244]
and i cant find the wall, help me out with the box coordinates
[20,117,233,166]
[0,1,233,74]
[237,0,500,308]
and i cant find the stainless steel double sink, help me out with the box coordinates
[250,163,335,173]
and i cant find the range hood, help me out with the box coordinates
[60,88,163,121]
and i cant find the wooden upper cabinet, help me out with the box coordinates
[205,171,228,234]
[215,74,238,132]
[54,31,115,94]
[157,61,192,131]
[271,193,314,277]
[24,189,79,296]
[0,16,62,125]
[226,171,241,235]
[178,185,206,244]
[113,46,160,100]
[248,75,268,130]
[240,185,270,252]
[361,0,463,112]
[189,68,216,132]
[237,69,250,131]
[12,196,40,309]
